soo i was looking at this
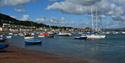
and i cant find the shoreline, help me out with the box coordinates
[0,46,90,63]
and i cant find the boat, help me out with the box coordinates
[105,32,110,34]
[86,7,106,39]
[24,34,34,39]
[6,36,12,39]
[47,32,55,38]
[58,32,72,36]
[0,35,6,42]
[121,32,125,34]
[0,35,8,49]
[75,35,87,40]
[112,31,119,34]
[18,33,24,36]
[38,33,49,37]
[25,39,42,46]
[86,33,106,39]
[0,44,8,49]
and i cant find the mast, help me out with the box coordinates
[95,7,98,32]
[91,7,94,31]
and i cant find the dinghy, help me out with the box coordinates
[25,39,42,46]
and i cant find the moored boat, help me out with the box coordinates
[38,33,49,37]
[24,34,34,39]
[75,35,87,40]
[86,34,106,39]
[121,32,125,34]
[25,39,42,46]
[0,35,6,42]
[58,32,72,36]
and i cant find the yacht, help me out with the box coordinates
[58,32,72,36]
[75,34,87,40]
[86,7,106,39]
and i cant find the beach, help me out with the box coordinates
[0,46,89,63]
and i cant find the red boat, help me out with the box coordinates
[38,33,49,37]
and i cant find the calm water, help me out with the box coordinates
[8,34,125,63]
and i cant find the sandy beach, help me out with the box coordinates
[0,46,89,63]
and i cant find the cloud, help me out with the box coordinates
[0,0,33,6]
[20,15,30,21]
[14,8,26,13]
[36,17,46,23]
[47,0,125,22]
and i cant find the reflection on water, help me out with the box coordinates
[8,34,125,63]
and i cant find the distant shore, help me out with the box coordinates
[0,46,90,63]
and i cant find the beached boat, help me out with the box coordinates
[0,44,8,49]
[58,32,72,36]
[0,35,8,49]
[25,39,42,46]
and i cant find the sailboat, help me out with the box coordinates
[86,7,106,39]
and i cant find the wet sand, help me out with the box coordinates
[0,46,89,63]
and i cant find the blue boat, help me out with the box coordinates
[75,34,87,40]
[0,44,8,49]
[25,39,42,46]
[75,36,87,40]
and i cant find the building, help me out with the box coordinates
[0,27,2,31]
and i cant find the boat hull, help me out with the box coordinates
[0,44,8,49]
[24,37,34,39]
[87,35,106,39]
[75,36,87,40]
[25,39,42,46]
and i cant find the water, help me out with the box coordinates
[8,34,125,63]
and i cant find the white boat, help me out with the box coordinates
[106,32,110,34]
[86,34,106,39]
[86,7,106,39]
[6,36,12,39]
[112,32,119,34]
[58,32,72,36]
[18,33,24,36]
[24,34,34,39]
[24,36,34,39]
[9,33,13,35]
[121,32,125,34]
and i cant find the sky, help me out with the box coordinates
[0,0,125,28]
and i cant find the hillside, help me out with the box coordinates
[0,13,49,28]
